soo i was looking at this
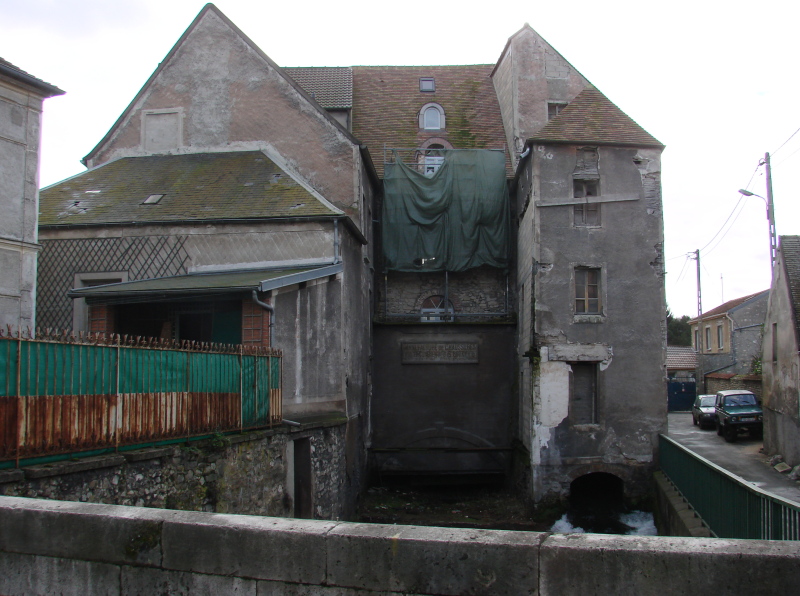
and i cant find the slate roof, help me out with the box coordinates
[779,235,800,343]
[0,57,64,97]
[666,346,697,370]
[39,151,340,227]
[283,67,352,109]
[530,87,662,148]
[351,65,509,178]
[689,290,769,323]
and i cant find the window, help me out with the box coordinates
[574,202,600,226]
[574,268,600,314]
[695,329,701,351]
[548,102,567,120]
[772,323,778,364]
[705,327,711,352]
[419,103,445,130]
[573,179,599,198]
[420,295,454,322]
[422,144,445,177]
[143,194,164,205]
[570,362,597,424]
[420,77,435,92]
[717,324,724,351]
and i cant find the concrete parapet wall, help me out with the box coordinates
[2,496,799,595]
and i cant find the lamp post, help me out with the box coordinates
[738,152,777,280]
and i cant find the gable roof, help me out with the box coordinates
[689,290,769,323]
[351,65,509,178]
[39,151,340,227]
[283,67,352,109]
[0,57,64,97]
[82,3,358,166]
[779,235,800,344]
[530,87,663,148]
[666,346,697,370]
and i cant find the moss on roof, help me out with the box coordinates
[531,88,663,148]
[39,151,338,227]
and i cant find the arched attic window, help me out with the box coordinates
[419,103,446,130]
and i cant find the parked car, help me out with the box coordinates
[692,394,717,429]
[714,390,763,442]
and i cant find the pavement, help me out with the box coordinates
[666,412,800,504]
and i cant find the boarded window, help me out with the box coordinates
[570,362,597,424]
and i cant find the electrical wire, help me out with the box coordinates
[671,254,690,286]
[702,197,748,258]
[774,144,800,168]
[772,125,800,158]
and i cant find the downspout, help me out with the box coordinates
[252,290,275,347]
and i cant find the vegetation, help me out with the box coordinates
[667,308,692,346]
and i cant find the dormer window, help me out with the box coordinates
[419,103,445,130]
[420,78,435,92]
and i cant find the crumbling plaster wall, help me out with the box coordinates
[518,145,666,502]
[762,256,800,467]
[84,9,363,225]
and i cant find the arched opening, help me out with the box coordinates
[563,472,635,534]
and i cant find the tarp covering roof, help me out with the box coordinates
[69,264,342,302]
[382,149,509,272]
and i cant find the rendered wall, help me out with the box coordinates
[518,144,666,502]
[2,495,799,596]
[0,76,45,333]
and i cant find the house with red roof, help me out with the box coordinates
[36,6,667,510]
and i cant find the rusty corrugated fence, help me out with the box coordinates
[0,333,282,463]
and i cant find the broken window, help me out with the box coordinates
[574,202,600,226]
[574,268,601,314]
[573,179,599,199]
[570,361,597,424]
[573,147,600,202]
[547,102,567,120]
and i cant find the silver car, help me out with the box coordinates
[692,394,717,429]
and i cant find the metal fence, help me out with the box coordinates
[0,330,281,465]
[659,434,800,540]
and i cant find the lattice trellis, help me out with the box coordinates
[37,236,190,330]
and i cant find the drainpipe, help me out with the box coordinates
[252,290,275,347]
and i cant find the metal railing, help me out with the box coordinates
[0,330,282,465]
[659,434,800,540]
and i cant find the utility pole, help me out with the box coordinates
[764,152,778,279]
[693,249,702,318]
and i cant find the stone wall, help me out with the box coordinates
[2,495,799,596]
[0,420,347,520]
[705,375,762,400]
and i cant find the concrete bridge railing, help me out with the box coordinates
[1,495,799,595]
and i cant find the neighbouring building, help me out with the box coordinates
[37,5,666,510]
[762,236,800,467]
[689,290,767,396]
[0,58,63,334]
[666,346,697,411]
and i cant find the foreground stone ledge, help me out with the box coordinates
[327,522,543,596]
[539,533,800,595]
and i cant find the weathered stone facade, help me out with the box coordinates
[0,422,349,519]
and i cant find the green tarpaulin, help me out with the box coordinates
[382,150,510,272]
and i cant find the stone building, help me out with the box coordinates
[0,58,63,334]
[762,236,800,468]
[37,6,666,509]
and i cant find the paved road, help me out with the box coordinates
[666,412,800,504]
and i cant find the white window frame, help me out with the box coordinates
[419,103,446,130]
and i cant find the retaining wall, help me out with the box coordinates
[1,496,799,595]
[0,419,347,520]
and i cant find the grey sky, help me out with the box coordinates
[2,0,798,318]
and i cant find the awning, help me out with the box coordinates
[69,264,343,304]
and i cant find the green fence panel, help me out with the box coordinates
[118,347,188,394]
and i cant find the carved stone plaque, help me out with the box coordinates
[401,342,478,364]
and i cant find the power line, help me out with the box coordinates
[772,125,800,158]
[774,144,800,168]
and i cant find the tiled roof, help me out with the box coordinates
[530,87,662,148]
[39,151,339,227]
[779,236,800,343]
[689,290,769,323]
[666,346,697,370]
[0,57,64,96]
[283,67,352,109]
[351,65,510,178]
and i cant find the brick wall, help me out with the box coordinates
[88,305,115,334]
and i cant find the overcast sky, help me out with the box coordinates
[2,0,798,318]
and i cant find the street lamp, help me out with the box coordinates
[738,152,777,279]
